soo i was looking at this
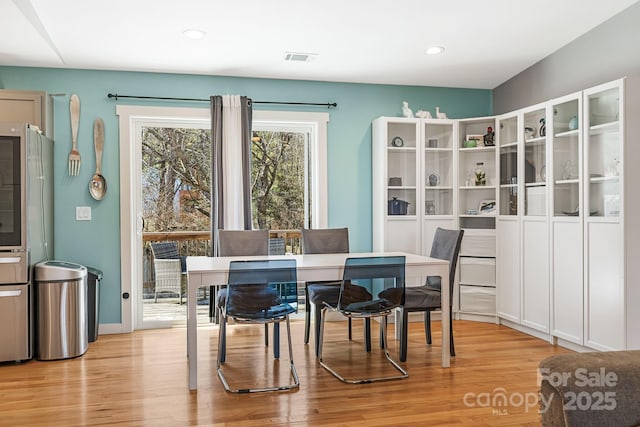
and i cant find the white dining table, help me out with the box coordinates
[186,251,450,390]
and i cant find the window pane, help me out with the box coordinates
[251,131,307,230]
[142,127,211,232]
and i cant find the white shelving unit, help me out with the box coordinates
[550,91,584,345]
[372,117,456,269]
[496,112,521,324]
[373,118,421,257]
[372,79,637,350]
[456,117,497,322]
[521,102,550,334]
[583,79,624,351]
[373,116,498,320]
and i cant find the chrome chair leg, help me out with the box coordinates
[318,311,408,384]
[217,316,300,393]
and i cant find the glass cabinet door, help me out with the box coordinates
[386,121,418,216]
[0,135,22,248]
[551,95,581,216]
[523,106,547,216]
[584,82,622,218]
[498,115,519,216]
[423,121,453,215]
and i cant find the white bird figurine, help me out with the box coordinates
[401,101,414,118]
[415,109,432,119]
[435,106,448,119]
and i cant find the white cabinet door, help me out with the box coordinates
[497,218,520,322]
[581,80,625,350]
[522,219,549,332]
[385,219,421,255]
[551,220,583,344]
[372,118,421,253]
[585,221,624,350]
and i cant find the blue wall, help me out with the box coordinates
[0,66,491,323]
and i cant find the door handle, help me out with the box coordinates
[0,257,21,264]
[0,290,21,297]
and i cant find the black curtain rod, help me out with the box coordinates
[107,93,337,108]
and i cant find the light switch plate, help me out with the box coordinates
[76,206,92,221]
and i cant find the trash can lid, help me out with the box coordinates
[35,260,87,281]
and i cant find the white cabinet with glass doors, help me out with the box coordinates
[372,117,456,261]
[372,78,637,351]
[521,103,550,333]
[548,80,627,351]
[549,91,584,345]
[583,79,625,351]
[495,103,551,334]
[496,112,521,323]
[421,120,457,251]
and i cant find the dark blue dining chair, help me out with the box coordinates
[399,227,464,362]
[217,258,299,393]
[317,256,408,384]
[302,227,352,356]
[214,230,273,345]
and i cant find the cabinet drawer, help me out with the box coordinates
[460,257,495,286]
[0,252,28,284]
[460,285,496,314]
[460,230,496,257]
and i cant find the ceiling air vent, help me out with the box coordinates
[284,52,317,62]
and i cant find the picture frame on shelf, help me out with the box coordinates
[478,199,496,215]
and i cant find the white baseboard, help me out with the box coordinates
[498,319,611,353]
[97,323,128,335]
[555,337,598,353]
[458,312,499,324]
[499,318,551,342]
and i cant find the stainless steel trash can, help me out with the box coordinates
[34,261,88,360]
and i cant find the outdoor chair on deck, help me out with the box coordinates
[150,242,186,304]
[217,259,299,393]
[317,255,408,384]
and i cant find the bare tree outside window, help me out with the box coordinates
[142,127,211,232]
[141,127,308,233]
[251,131,307,230]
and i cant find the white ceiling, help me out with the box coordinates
[1,0,638,89]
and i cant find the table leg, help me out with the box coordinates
[441,265,450,368]
[188,280,198,390]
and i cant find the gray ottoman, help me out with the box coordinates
[539,351,640,426]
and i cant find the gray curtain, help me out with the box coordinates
[210,95,253,256]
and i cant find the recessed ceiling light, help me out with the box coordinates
[284,52,318,62]
[182,29,206,40]
[425,46,445,55]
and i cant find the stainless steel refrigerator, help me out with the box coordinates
[0,123,53,363]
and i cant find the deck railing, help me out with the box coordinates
[142,230,303,297]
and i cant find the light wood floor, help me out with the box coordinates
[0,320,572,426]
